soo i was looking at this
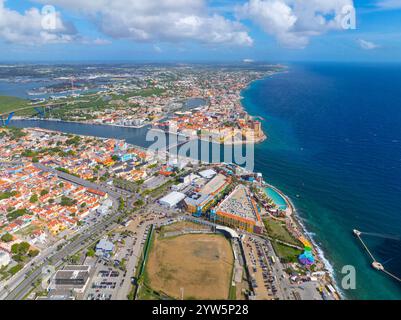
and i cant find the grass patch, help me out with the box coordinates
[121,88,166,99]
[15,225,40,237]
[7,208,30,222]
[0,96,29,115]
[137,285,164,300]
[159,221,208,237]
[228,283,236,300]
[142,179,175,198]
[271,241,302,264]
[8,264,23,276]
[263,218,301,246]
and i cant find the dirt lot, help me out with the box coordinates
[145,233,234,300]
[161,221,210,233]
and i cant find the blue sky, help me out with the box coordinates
[1,0,401,62]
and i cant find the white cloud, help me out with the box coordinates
[376,0,401,10]
[237,0,355,49]
[357,39,379,50]
[0,0,76,44]
[92,38,111,45]
[153,45,162,53]
[33,0,253,46]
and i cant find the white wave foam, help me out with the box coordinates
[296,213,346,299]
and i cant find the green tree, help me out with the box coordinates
[11,243,19,254]
[1,233,13,243]
[60,196,77,207]
[86,248,95,257]
[69,253,80,264]
[28,249,40,258]
[12,254,26,263]
[134,199,144,207]
[29,194,38,203]
[11,242,30,255]
[19,242,30,255]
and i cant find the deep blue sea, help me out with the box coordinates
[8,63,401,300]
[242,63,401,300]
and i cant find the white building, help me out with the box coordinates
[168,158,188,170]
[0,251,11,268]
[159,191,186,208]
[96,239,114,258]
[97,199,113,215]
[199,169,217,179]
[182,173,200,184]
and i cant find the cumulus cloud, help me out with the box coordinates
[33,0,253,46]
[357,39,379,50]
[376,0,401,10]
[0,0,76,44]
[92,38,111,45]
[237,0,355,48]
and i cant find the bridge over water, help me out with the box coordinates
[353,229,401,283]
[0,102,67,126]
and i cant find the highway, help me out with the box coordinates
[33,163,124,200]
[115,216,172,300]
[0,163,319,300]
[1,164,133,300]
[3,212,123,300]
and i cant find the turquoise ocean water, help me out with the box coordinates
[242,63,401,300]
[9,63,401,300]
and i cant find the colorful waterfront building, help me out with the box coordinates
[215,185,263,234]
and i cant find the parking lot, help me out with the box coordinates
[243,236,279,300]
[84,263,124,300]
[143,175,168,190]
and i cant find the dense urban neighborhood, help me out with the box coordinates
[0,125,338,301]
[0,63,339,301]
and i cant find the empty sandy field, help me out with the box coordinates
[161,221,211,233]
[145,233,234,300]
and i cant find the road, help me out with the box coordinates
[1,162,320,300]
[1,164,133,300]
[34,163,123,199]
[115,217,171,300]
[3,207,125,300]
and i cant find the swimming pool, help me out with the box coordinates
[265,187,288,210]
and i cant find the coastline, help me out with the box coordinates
[11,119,341,299]
[241,73,343,299]
[264,180,343,299]
[150,127,268,146]
[7,63,401,300]
[9,67,341,299]
[13,116,151,129]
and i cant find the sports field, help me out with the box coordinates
[145,233,234,300]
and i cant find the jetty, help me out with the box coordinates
[353,229,401,282]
